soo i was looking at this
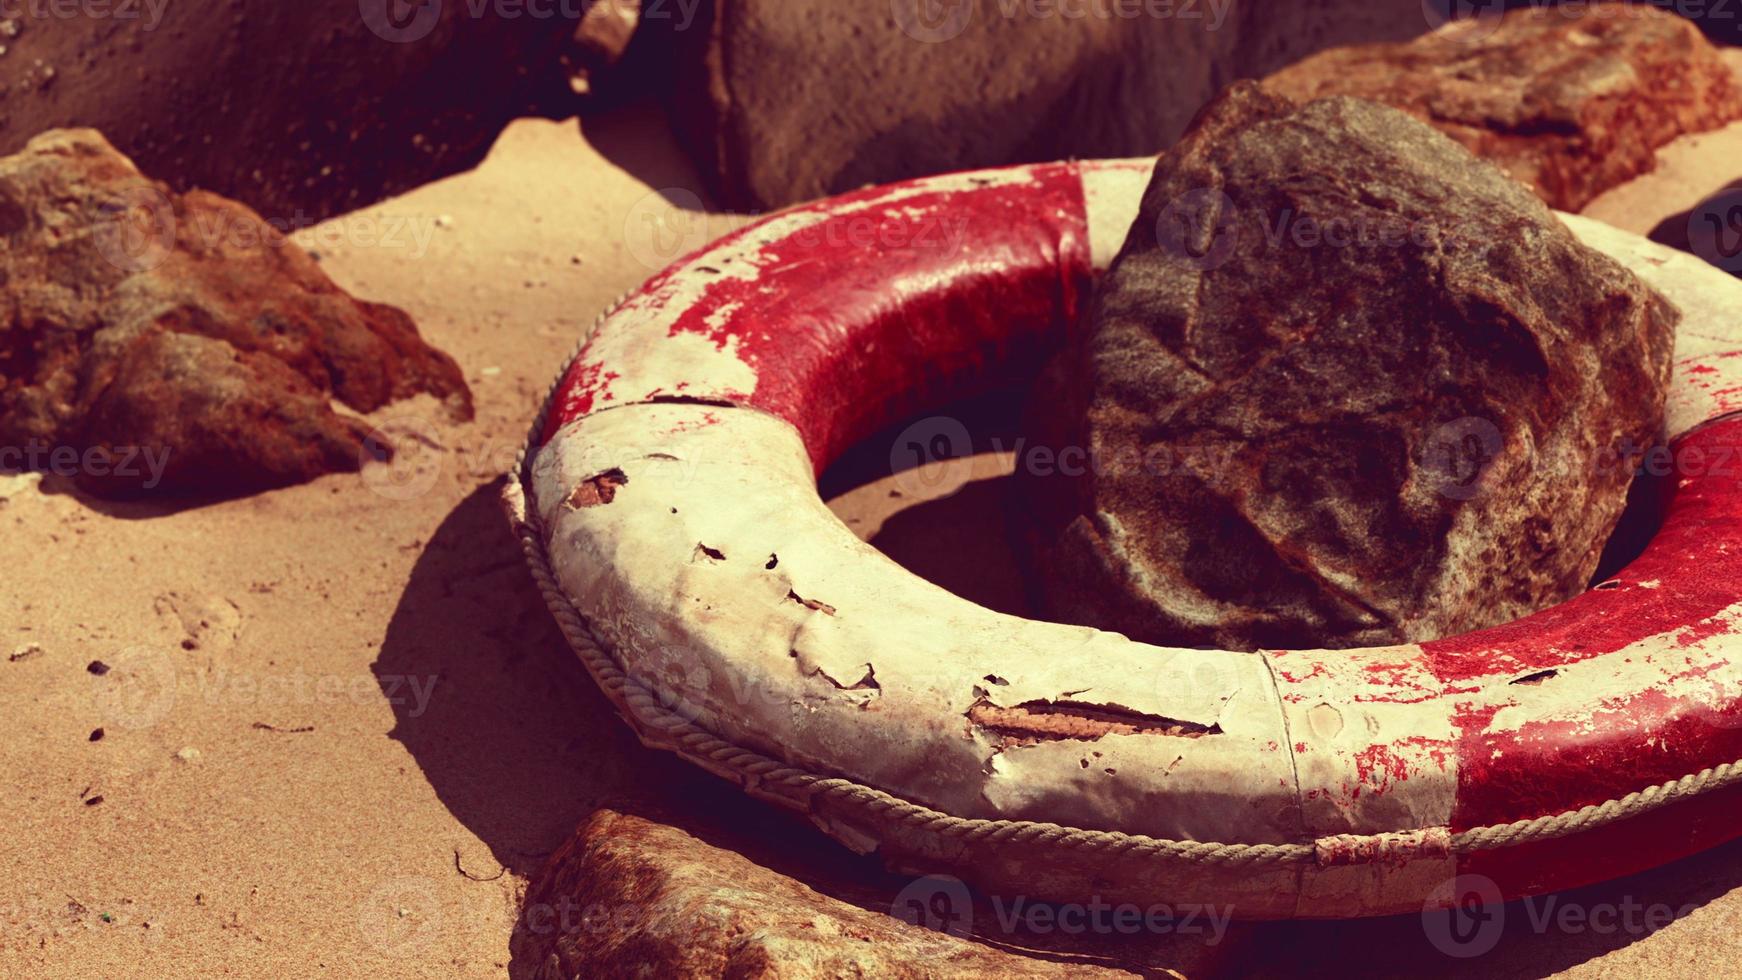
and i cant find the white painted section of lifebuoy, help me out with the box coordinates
[535,401,1303,843]
[1082,160,1153,271]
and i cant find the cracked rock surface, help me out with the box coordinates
[1264,4,1742,212]
[0,129,472,498]
[1017,83,1676,651]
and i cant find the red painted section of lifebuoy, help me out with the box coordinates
[1463,777,1742,907]
[545,163,1092,469]
[1423,419,1742,832]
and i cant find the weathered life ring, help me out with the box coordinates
[507,159,1742,918]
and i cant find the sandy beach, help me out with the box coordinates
[6,95,1742,977]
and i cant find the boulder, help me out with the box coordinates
[1264,3,1742,212]
[0,129,471,498]
[1016,83,1676,651]
[667,0,1431,210]
[513,808,1238,978]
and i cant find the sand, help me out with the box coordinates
[4,99,1742,977]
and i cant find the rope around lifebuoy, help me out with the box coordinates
[504,295,1742,876]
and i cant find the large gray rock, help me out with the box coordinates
[667,0,1431,209]
[1016,83,1677,651]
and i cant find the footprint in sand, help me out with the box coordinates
[153,592,243,655]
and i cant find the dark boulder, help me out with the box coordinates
[1017,84,1676,650]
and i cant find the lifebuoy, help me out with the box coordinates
[507,160,1742,918]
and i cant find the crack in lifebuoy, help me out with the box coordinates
[968,700,1221,745]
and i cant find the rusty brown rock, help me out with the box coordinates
[1264,3,1742,212]
[514,808,1170,978]
[0,129,471,498]
[1017,83,1676,651]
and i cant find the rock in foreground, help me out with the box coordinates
[0,129,471,498]
[1264,4,1742,211]
[514,809,1156,978]
[1018,83,1676,651]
